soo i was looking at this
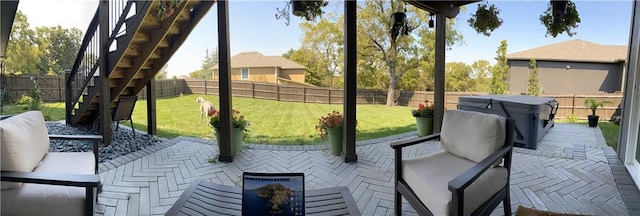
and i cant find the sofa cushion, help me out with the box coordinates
[440,110,506,163]
[0,152,96,216]
[402,151,508,216]
[0,111,50,189]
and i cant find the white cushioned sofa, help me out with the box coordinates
[1,111,101,216]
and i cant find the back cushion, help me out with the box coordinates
[1,111,50,189]
[440,110,506,163]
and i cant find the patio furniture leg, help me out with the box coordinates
[130,119,135,137]
[503,187,511,215]
[395,190,402,215]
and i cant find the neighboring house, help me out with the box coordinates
[212,52,308,85]
[507,39,627,94]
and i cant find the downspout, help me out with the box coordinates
[274,66,279,84]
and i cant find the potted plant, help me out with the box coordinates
[467,2,503,36]
[157,0,185,21]
[210,110,250,154]
[539,0,580,37]
[316,111,356,156]
[584,97,612,127]
[411,100,434,136]
[467,0,580,38]
[275,0,328,25]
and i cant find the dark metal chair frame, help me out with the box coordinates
[112,95,138,136]
[391,118,515,216]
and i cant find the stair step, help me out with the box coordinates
[133,32,150,43]
[167,23,181,35]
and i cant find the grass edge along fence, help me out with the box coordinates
[185,79,621,121]
[2,76,621,120]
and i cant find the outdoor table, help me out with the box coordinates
[165,179,361,216]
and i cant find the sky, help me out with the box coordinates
[16,0,634,77]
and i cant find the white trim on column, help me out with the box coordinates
[621,0,640,187]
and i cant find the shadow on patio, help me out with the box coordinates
[95,123,630,216]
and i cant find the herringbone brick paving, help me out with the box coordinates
[96,124,630,215]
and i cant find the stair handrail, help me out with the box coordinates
[65,0,146,124]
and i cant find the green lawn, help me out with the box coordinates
[4,95,620,149]
[130,94,416,145]
[2,102,65,120]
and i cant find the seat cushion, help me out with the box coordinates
[0,152,96,216]
[440,110,506,163]
[402,151,508,216]
[0,111,50,189]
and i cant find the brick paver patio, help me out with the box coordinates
[95,124,634,215]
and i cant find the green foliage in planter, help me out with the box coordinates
[157,0,185,21]
[276,0,328,26]
[539,1,581,37]
[584,97,612,116]
[467,2,503,36]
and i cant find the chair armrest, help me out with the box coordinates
[390,133,441,149]
[1,171,100,188]
[48,134,102,173]
[448,144,512,192]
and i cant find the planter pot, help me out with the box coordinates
[292,0,306,17]
[551,0,568,19]
[326,127,343,156]
[415,117,434,137]
[214,127,244,154]
[391,12,407,26]
[587,115,599,127]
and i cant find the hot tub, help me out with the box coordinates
[457,95,558,150]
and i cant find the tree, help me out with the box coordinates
[358,0,462,105]
[490,40,509,94]
[445,62,473,92]
[528,58,540,96]
[34,26,82,75]
[189,48,218,79]
[4,11,40,75]
[299,17,343,88]
[470,59,491,92]
[156,64,169,80]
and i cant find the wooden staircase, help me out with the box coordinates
[66,0,214,126]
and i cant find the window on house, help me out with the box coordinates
[241,68,249,80]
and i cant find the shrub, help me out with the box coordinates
[17,95,34,105]
[566,113,578,123]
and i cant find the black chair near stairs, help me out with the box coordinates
[112,96,138,136]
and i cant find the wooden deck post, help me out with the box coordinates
[343,0,357,163]
[98,0,111,145]
[434,12,446,133]
[217,0,233,162]
[147,79,156,135]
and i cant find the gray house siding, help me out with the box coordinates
[508,60,623,94]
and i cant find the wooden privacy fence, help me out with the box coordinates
[185,79,623,120]
[2,75,66,102]
[2,75,186,102]
[3,76,622,120]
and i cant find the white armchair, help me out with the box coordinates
[1,111,101,216]
[391,110,515,216]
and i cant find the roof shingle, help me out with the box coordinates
[213,52,306,69]
[506,39,627,63]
